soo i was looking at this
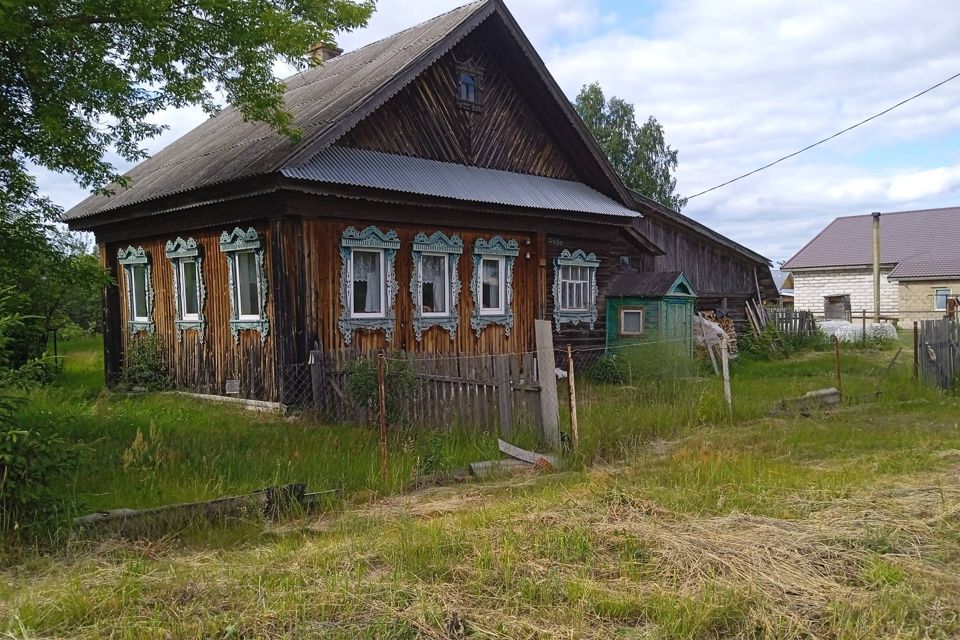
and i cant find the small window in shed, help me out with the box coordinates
[619,308,645,336]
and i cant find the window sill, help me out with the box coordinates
[554,309,598,332]
[229,318,270,344]
[128,320,155,335]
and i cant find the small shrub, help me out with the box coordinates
[345,355,416,424]
[584,355,625,384]
[0,427,83,535]
[123,334,171,390]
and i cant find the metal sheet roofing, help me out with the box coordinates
[64,0,492,221]
[782,207,960,280]
[282,146,640,217]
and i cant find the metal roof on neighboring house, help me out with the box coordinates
[782,207,960,280]
[282,146,639,217]
[771,269,793,292]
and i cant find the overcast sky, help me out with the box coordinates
[36,0,960,264]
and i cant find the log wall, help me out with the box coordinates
[108,223,279,400]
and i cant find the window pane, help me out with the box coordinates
[481,258,500,310]
[459,72,476,102]
[935,289,949,310]
[132,265,147,319]
[236,251,260,317]
[352,250,382,314]
[422,254,446,314]
[622,310,642,334]
[182,260,199,316]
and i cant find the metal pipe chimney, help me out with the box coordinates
[872,211,881,323]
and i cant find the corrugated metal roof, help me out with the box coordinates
[64,0,492,221]
[783,207,960,280]
[282,146,640,217]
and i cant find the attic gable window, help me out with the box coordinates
[553,249,600,331]
[339,226,400,345]
[456,63,482,111]
[219,227,269,344]
[117,246,155,335]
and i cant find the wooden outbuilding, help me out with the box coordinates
[604,271,698,356]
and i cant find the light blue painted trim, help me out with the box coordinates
[165,237,207,343]
[118,246,155,335]
[470,236,519,336]
[219,227,262,252]
[219,228,269,344]
[665,272,698,297]
[553,248,600,331]
[410,231,462,342]
[338,226,400,345]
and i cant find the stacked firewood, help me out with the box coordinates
[701,311,738,354]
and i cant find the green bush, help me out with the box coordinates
[584,355,625,384]
[345,355,416,424]
[123,334,172,390]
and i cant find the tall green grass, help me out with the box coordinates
[17,337,499,518]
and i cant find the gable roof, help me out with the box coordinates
[607,271,697,298]
[65,0,632,225]
[782,207,960,280]
[629,190,771,267]
[770,269,793,293]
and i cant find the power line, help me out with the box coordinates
[686,70,960,200]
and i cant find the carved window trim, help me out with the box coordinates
[165,237,207,343]
[471,236,519,336]
[553,249,600,331]
[219,227,269,344]
[117,246,155,335]
[339,226,400,345]
[410,231,462,342]
[456,60,483,111]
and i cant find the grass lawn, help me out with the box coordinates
[3,333,960,638]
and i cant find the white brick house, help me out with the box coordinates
[784,208,960,322]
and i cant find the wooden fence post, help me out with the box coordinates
[309,348,326,413]
[862,309,867,346]
[377,351,388,479]
[720,336,732,419]
[494,355,513,440]
[566,345,579,452]
[534,319,561,450]
[834,336,843,398]
[913,321,919,380]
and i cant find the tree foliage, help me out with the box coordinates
[574,82,687,211]
[0,0,374,196]
[0,184,110,365]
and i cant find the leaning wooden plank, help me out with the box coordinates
[498,438,559,467]
[469,459,533,480]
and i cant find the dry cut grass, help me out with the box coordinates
[4,429,960,639]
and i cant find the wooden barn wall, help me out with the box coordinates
[336,25,579,181]
[546,230,647,353]
[633,215,760,323]
[300,218,539,355]
[108,223,279,401]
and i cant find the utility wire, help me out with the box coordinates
[686,70,960,200]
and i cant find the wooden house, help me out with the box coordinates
[64,0,770,406]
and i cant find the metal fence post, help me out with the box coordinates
[377,350,388,479]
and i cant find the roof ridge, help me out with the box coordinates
[318,0,489,65]
[834,205,960,219]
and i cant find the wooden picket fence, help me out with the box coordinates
[766,309,817,334]
[309,348,545,436]
[916,318,960,391]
